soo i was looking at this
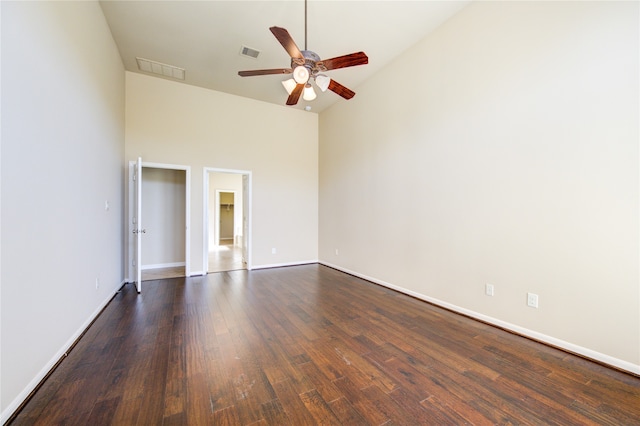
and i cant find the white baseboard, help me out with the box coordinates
[320,261,640,376]
[252,260,318,270]
[0,281,125,424]
[141,261,185,270]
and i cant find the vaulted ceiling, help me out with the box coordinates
[100,1,470,112]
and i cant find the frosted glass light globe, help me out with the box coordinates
[303,84,316,101]
[293,66,310,84]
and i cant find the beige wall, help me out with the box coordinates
[125,72,318,272]
[319,1,639,372]
[1,1,125,420]
[219,201,235,240]
[141,168,186,267]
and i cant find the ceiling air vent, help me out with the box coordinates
[136,57,185,80]
[240,45,260,59]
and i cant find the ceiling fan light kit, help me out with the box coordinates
[238,0,368,106]
[303,84,316,101]
[314,74,330,92]
[282,78,297,95]
[293,65,310,84]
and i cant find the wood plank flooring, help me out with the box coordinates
[9,264,640,425]
[142,266,185,281]
[208,242,245,273]
[141,242,245,281]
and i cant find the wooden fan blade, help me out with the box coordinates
[238,68,292,77]
[286,83,304,105]
[328,79,356,100]
[270,26,303,60]
[319,52,368,71]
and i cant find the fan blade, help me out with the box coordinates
[238,68,292,77]
[319,52,368,71]
[270,27,304,60]
[328,79,356,100]
[286,83,304,105]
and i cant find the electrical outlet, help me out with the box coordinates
[271,248,277,254]
[485,283,494,296]
[527,292,539,308]
[95,278,100,290]
[335,249,339,256]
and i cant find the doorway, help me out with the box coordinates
[217,191,236,245]
[204,169,251,273]
[127,160,191,288]
[141,167,186,281]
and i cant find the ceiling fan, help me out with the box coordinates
[238,1,368,106]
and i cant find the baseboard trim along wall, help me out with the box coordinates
[0,280,127,425]
[141,261,185,270]
[320,261,640,376]
[150,263,319,277]
[253,260,319,270]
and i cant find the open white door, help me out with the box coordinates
[133,157,143,292]
[242,174,249,268]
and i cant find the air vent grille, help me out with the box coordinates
[240,45,260,59]
[136,57,185,80]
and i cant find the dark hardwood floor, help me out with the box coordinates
[9,264,640,425]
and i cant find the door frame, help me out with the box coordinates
[127,161,191,283]
[203,167,252,271]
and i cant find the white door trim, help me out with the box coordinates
[135,157,142,292]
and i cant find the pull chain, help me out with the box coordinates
[304,0,307,51]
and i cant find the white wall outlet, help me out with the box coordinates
[527,292,539,308]
[335,249,339,256]
[271,248,277,254]
[95,278,100,290]
[104,200,110,211]
[485,283,494,296]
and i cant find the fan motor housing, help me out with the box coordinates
[291,50,327,74]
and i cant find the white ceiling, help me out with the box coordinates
[100,1,470,113]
